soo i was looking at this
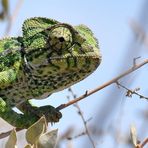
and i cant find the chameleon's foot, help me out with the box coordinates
[0,98,62,128]
[32,105,62,123]
[17,101,62,124]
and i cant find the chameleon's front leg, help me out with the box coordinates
[0,98,39,128]
[0,98,62,128]
[17,100,62,124]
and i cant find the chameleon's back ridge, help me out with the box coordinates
[0,17,101,128]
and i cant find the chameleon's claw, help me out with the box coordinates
[54,111,62,122]
[36,105,62,123]
[48,109,62,122]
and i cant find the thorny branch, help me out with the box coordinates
[57,59,148,110]
[0,59,148,139]
[116,82,148,100]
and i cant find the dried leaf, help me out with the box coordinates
[26,116,47,145]
[24,144,34,148]
[5,129,17,148]
[130,124,137,147]
[37,129,58,148]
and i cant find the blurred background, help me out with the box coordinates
[0,0,148,147]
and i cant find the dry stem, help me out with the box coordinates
[68,88,96,148]
[57,59,148,110]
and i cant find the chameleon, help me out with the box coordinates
[0,17,101,128]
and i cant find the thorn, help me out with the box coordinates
[133,56,141,67]
[116,81,120,89]
[85,90,88,96]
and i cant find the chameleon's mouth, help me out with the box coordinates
[48,52,100,61]
[27,51,101,70]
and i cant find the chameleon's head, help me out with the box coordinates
[24,22,101,92]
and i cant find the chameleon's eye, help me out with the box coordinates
[48,27,73,52]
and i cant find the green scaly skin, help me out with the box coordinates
[0,17,101,128]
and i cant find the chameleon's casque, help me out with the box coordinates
[0,17,101,128]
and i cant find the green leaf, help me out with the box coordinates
[37,129,58,148]
[26,116,47,145]
[5,129,17,148]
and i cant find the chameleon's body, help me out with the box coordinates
[0,17,101,128]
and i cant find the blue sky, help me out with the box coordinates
[0,0,148,147]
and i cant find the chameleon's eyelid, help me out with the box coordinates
[24,23,77,47]
[46,23,76,33]
[24,23,82,48]
[46,23,76,43]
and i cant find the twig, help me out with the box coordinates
[136,138,148,148]
[140,138,148,147]
[116,82,148,100]
[57,59,148,110]
[67,131,86,140]
[68,88,96,148]
[4,0,24,36]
